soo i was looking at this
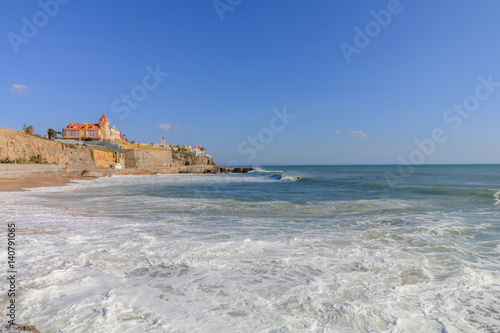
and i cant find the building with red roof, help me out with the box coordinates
[62,113,126,142]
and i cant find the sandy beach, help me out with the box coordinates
[0,176,81,192]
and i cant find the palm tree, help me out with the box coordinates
[47,128,57,140]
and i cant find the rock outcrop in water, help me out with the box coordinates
[231,167,253,173]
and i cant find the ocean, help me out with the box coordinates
[1,165,499,332]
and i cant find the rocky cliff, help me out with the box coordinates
[0,128,96,170]
[91,149,118,169]
[171,153,216,167]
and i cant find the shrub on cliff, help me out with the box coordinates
[0,157,27,164]
[1,157,14,164]
[29,154,42,164]
[25,125,34,135]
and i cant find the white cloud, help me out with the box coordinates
[334,130,340,134]
[347,130,367,140]
[10,84,31,95]
[157,123,172,132]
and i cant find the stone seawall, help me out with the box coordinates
[124,149,172,169]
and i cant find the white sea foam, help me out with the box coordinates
[251,166,285,173]
[280,175,300,182]
[1,172,499,332]
[493,190,500,205]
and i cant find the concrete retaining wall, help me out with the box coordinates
[0,164,67,179]
[0,169,92,179]
[0,164,62,172]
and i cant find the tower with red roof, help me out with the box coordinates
[98,113,110,140]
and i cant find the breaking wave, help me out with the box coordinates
[252,166,303,182]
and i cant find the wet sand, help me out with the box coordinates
[0,176,80,192]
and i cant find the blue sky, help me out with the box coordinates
[2,0,500,166]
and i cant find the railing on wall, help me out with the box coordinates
[55,139,124,152]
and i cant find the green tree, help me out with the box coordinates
[47,128,57,139]
[25,125,34,135]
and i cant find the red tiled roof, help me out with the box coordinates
[65,123,100,130]
[99,113,109,122]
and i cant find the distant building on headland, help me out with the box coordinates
[192,145,212,158]
[151,136,168,148]
[168,144,210,157]
[62,113,126,142]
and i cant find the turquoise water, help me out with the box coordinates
[1,165,499,332]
